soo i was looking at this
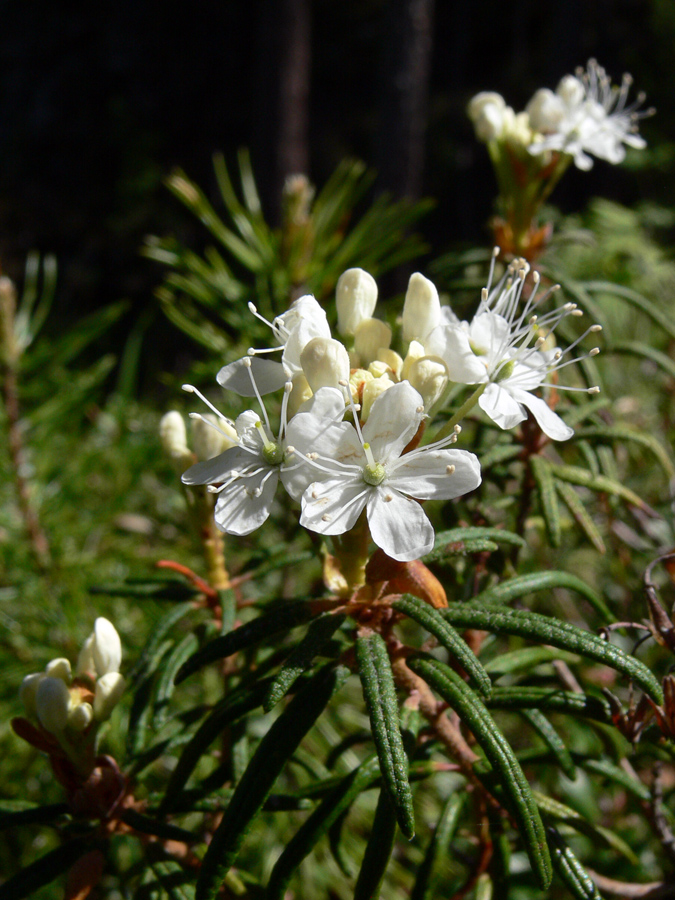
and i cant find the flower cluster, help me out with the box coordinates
[469,59,650,171]
[18,619,125,773]
[178,262,597,565]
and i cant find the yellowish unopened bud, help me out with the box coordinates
[45,658,72,683]
[160,411,190,459]
[300,337,350,392]
[354,318,392,367]
[68,702,94,732]
[191,413,237,461]
[362,374,395,420]
[287,373,314,418]
[336,268,378,336]
[35,676,71,734]
[93,672,126,721]
[401,340,426,381]
[377,349,403,380]
[407,356,448,411]
[402,273,441,342]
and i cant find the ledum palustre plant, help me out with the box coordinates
[5,59,675,900]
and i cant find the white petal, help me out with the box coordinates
[282,315,332,376]
[92,618,122,676]
[217,357,287,396]
[35,676,71,734]
[214,469,279,535]
[295,386,345,420]
[432,325,488,384]
[510,389,574,441]
[388,449,481,500]
[479,383,527,430]
[367,489,434,561]
[181,445,259,486]
[362,382,425,462]
[299,478,367,536]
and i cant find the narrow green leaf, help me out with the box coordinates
[393,595,491,698]
[264,613,346,711]
[441,604,663,703]
[487,687,610,722]
[548,828,601,900]
[266,756,382,900]
[607,341,675,380]
[218,588,237,636]
[520,709,576,778]
[484,646,581,678]
[535,792,638,864]
[153,633,200,729]
[0,838,94,900]
[425,527,525,562]
[555,480,606,554]
[160,678,273,813]
[120,809,199,844]
[477,442,521,470]
[89,579,200,601]
[176,601,315,683]
[127,641,174,757]
[356,632,415,839]
[0,803,68,831]
[353,790,398,900]
[530,456,562,547]
[468,571,612,623]
[410,793,466,900]
[584,281,675,341]
[328,809,354,877]
[129,602,196,681]
[408,655,551,889]
[196,665,349,900]
[573,426,675,480]
[551,462,653,513]
[149,860,197,900]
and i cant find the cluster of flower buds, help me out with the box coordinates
[467,60,651,257]
[176,258,598,572]
[17,619,125,774]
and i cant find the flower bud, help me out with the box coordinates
[467,92,507,142]
[159,411,189,459]
[78,618,122,678]
[402,274,441,342]
[361,374,395,421]
[45,658,72,683]
[336,269,378,336]
[353,318,392,367]
[68,702,94,732]
[557,74,585,107]
[526,88,564,132]
[401,340,426,381]
[191,413,237,461]
[376,349,403,380]
[287,373,313,418]
[93,673,126,721]
[300,337,350,393]
[20,672,44,720]
[407,356,448,411]
[35,676,71,734]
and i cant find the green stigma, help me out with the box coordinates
[363,462,386,486]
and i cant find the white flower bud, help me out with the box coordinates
[526,88,564,132]
[191,413,237,461]
[20,672,45,720]
[300,337,351,393]
[35,676,71,734]
[407,356,449,411]
[361,374,395,421]
[353,318,392,367]
[402,274,441,342]
[368,359,393,379]
[45,658,72,683]
[93,672,126,721]
[68,702,94,732]
[467,91,505,122]
[557,74,585,107]
[467,93,508,142]
[159,411,189,459]
[336,268,378,336]
[91,618,122,676]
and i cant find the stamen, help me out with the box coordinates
[182,384,230,423]
[446,465,455,475]
[243,358,273,434]
[188,411,235,442]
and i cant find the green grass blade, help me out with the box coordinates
[530,456,562,547]
[195,665,349,900]
[152,632,200,729]
[520,709,576,778]
[408,655,552,889]
[551,462,654,513]
[555,480,607,554]
[393,595,491,698]
[356,632,416,839]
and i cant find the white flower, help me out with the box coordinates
[217,295,331,396]
[285,382,482,562]
[528,60,649,170]
[425,256,601,441]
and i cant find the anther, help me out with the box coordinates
[454,424,462,434]
[590,324,603,333]
[589,348,600,356]
[446,465,455,475]
[588,386,601,394]
[322,514,332,522]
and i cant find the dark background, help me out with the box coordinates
[0,0,672,346]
